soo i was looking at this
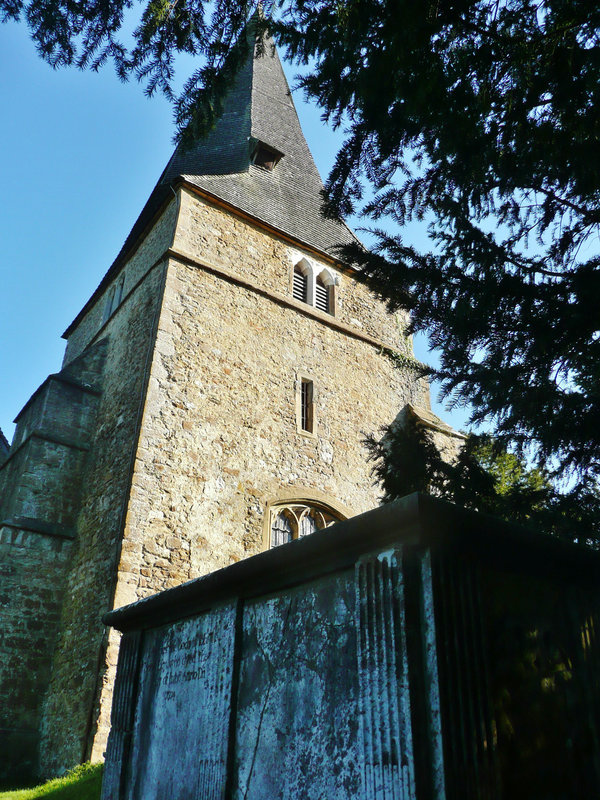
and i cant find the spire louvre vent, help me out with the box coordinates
[250,140,284,171]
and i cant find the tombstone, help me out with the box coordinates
[101,493,600,799]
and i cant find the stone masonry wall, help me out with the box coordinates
[36,200,178,777]
[0,345,107,786]
[0,375,102,528]
[9,379,99,453]
[4,184,430,775]
[0,437,89,528]
[176,190,414,356]
[0,528,74,787]
[89,190,430,760]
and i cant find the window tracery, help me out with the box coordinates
[269,502,343,548]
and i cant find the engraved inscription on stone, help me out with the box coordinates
[125,603,236,800]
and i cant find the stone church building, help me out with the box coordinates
[0,30,460,785]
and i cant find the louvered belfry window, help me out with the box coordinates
[315,275,329,312]
[293,266,308,303]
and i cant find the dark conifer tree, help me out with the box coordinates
[366,416,600,545]
[363,414,450,502]
[282,0,600,487]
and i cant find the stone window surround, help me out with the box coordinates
[290,257,337,316]
[262,487,353,551]
[295,371,317,438]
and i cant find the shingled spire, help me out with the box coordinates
[158,30,357,257]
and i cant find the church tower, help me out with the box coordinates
[0,30,445,784]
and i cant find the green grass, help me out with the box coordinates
[0,763,103,800]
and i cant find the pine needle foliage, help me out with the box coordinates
[365,415,600,545]
[364,415,451,502]
[3,0,600,485]
[288,0,600,487]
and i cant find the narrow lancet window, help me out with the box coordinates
[114,274,125,307]
[301,379,314,433]
[271,510,294,548]
[102,287,116,324]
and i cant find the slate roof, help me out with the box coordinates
[63,29,358,338]
[159,32,359,257]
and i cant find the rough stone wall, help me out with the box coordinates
[0,526,73,785]
[3,185,431,777]
[134,258,425,570]
[9,379,99,452]
[0,437,89,527]
[0,432,9,464]
[0,528,74,787]
[37,257,170,777]
[34,199,179,778]
[89,191,430,760]
[0,369,104,527]
[0,343,109,785]
[0,382,103,527]
[176,190,414,355]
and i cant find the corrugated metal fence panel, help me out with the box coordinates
[124,604,237,800]
[233,571,360,799]
[101,631,142,800]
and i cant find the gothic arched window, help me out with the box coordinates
[271,508,294,547]
[315,272,333,314]
[269,502,344,549]
[293,262,310,303]
[291,260,337,315]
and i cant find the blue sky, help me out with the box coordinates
[0,19,471,442]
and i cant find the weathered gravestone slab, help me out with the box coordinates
[101,493,600,800]
[125,605,236,800]
[234,574,362,798]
